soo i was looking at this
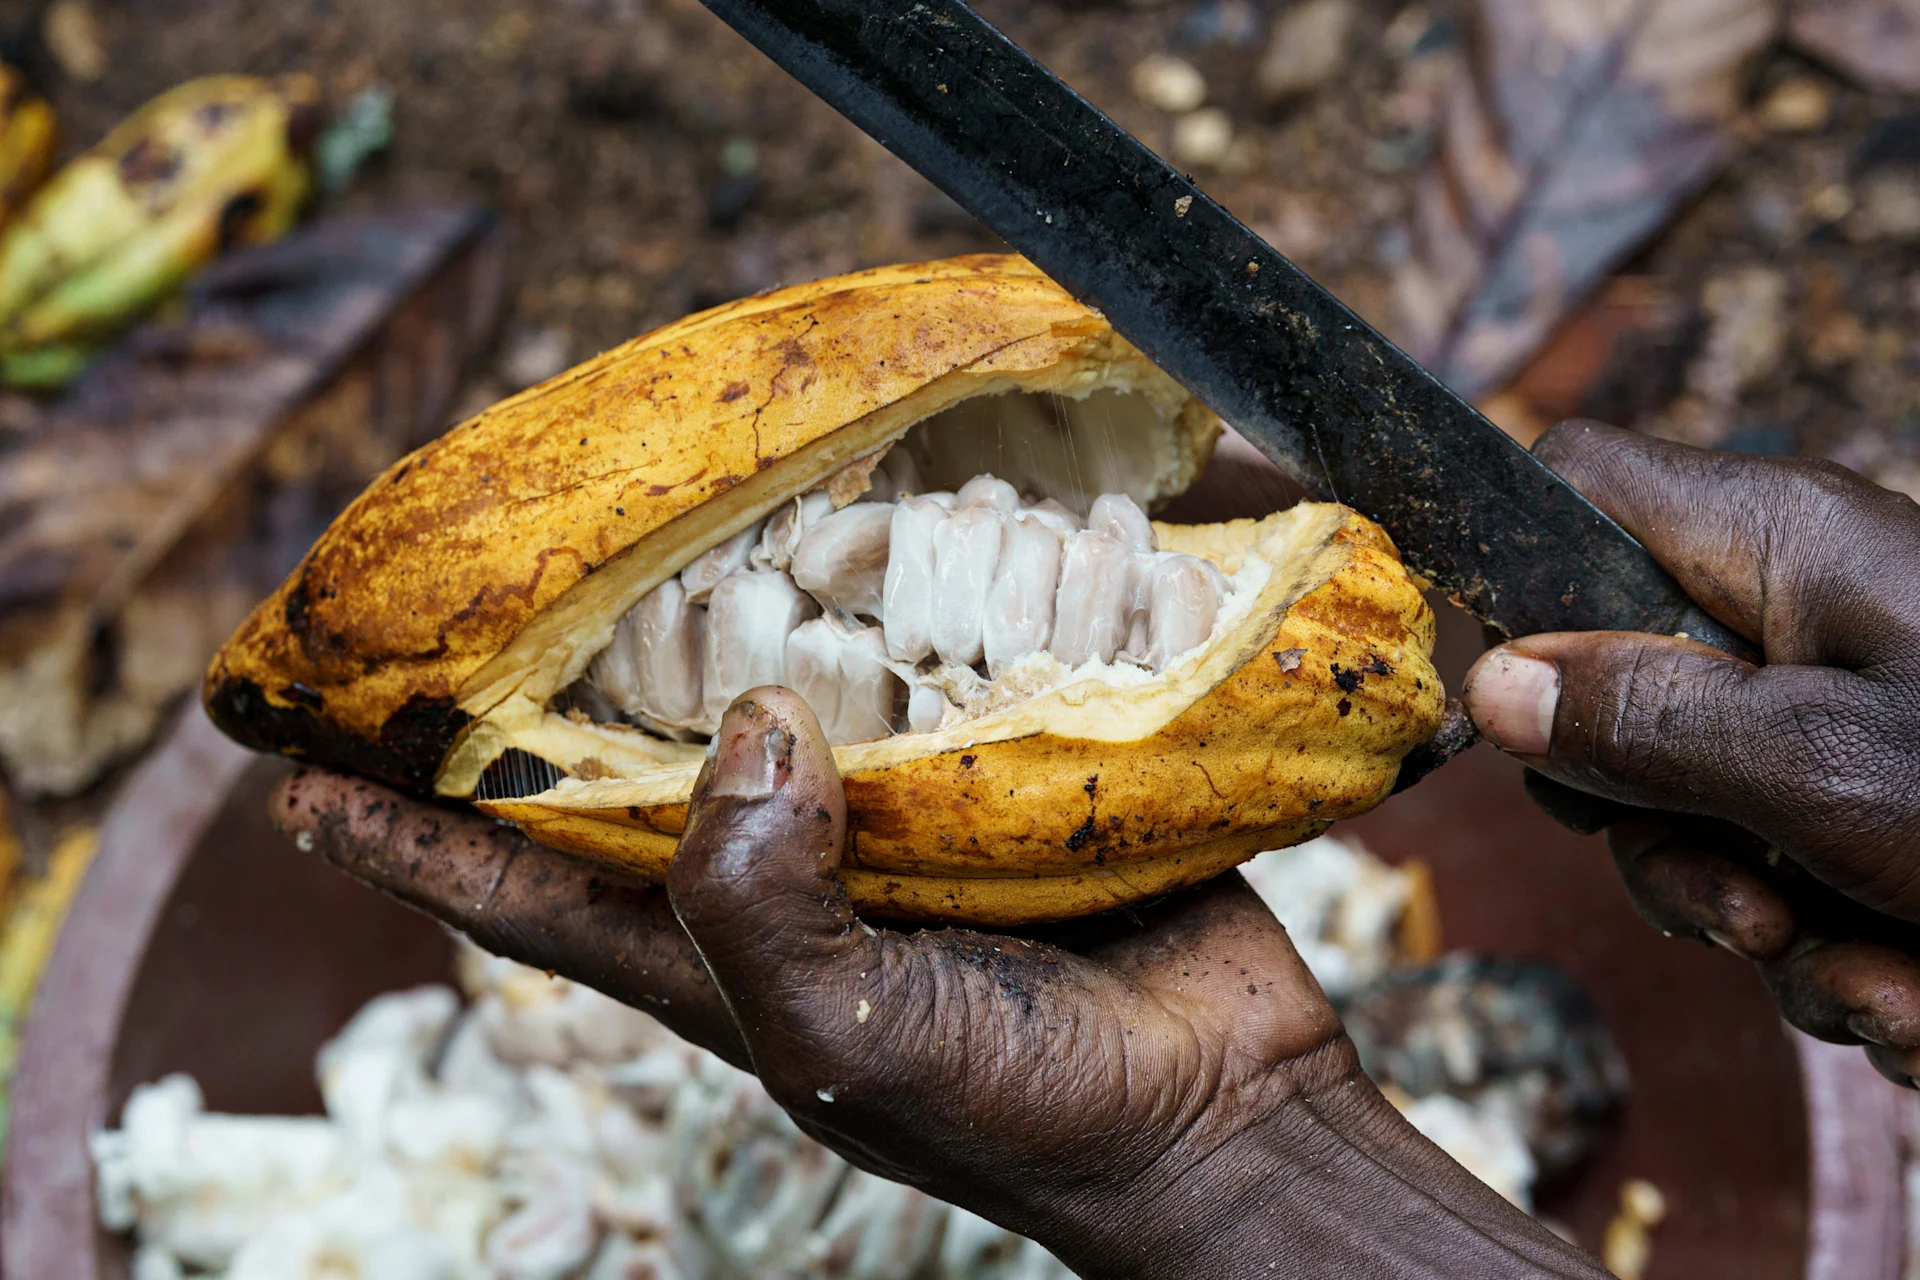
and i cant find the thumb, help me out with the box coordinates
[1463,636,1920,918]
[668,686,876,1056]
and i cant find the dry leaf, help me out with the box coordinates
[1394,0,1778,399]
[0,209,501,796]
[1788,0,1920,93]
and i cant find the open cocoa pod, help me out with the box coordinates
[206,255,1442,924]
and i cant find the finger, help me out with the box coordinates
[270,767,747,1067]
[1607,818,1795,960]
[1462,635,1920,918]
[1761,939,1920,1050]
[1861,1042,1920,1090]
[667,687,873,1064]
[1531,420,1920,666]
[1521,769,1631,835]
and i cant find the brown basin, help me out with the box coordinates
[2,609,1908,1276]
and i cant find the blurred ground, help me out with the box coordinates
[0,0,1910,484]
[0,0,1413,355]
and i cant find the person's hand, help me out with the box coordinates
[1463,421,1920,1085]
[273,689,1604,1278]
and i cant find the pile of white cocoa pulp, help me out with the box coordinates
[576,445,1243,745]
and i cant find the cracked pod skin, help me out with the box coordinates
[207,254,1442,924]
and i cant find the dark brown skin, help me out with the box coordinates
[272,695,1604,1279]
[266,421,1920,1273]
[1462,421,1920,1086]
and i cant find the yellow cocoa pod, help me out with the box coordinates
[0,73,316,353]
[206,256,1442,924]
[0,65,56,232]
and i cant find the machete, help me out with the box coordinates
[696,0,1748,656]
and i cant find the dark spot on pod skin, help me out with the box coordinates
[1065,814,1099,851]
[283,568,315,636]
[1337,698,1352,716]
[280,682,324,709]
[960,754,976,768]
[1331,664,1363,693]
[627,806,643,819]
[205,678,469,796]
[1083,775,1099,796]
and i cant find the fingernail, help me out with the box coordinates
[1464,648,1560,756]
[705,701,791,800]
[1847,1012,1891,1046]
[1844,1011,1920,1055]
[1703,929,1742,956]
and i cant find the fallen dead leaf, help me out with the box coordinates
[0,209,501,796]
[1393,0,1779,399]
[1788,0,1920,93]
[1506,276,1687,421]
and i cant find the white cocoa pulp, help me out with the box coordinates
[679,525,759,603]
[791,504,893,619]
[585,576,706,731]
[1050,530,1133,667]
[881,495,948,664]
[700,570,818,725]
[754,491,835,573]
[930,506,1006,668]
[983,515,1060,678]
[583,463,1236,747]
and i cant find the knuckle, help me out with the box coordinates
[1755,459,1920,634]
[666,828,772,926]
[1732,680,1920,901]
[1581,646,1724,791]
[1531,419,1636,500]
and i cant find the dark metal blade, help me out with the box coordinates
[699,0,1745,652]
